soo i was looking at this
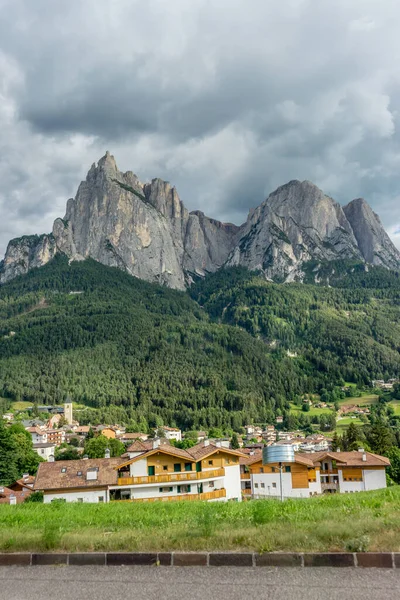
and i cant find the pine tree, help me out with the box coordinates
[0,421,18,486]
[231,432,240,450]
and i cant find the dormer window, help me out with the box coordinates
[77,471,82,476]
[61,467,67,473]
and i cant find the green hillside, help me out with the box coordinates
[1,258,400,431]
[0,257,308,430]
[190,266,400,385]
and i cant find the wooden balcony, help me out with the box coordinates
[117,467,225,486]
[242,488,252,495]
[320,469,338,475]
[113,488,227,503]
[240,472,251,480]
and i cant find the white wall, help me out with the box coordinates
[34,445,56,461]
[44,489,108,503]
[224,465,242,501]
[363,469,387,491]
[252,472,318,499]
[130,458,148,477]
[338,470,364,493]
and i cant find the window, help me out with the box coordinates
[174,463,181,473]
[271,467,276,473]
[208,460,213,466]
[209,481,214,488]
[77,498,83,503]
[159,487,173,493]
[98,496,104,503]
[261,483,265,489]
[148,466,155,476]
[177,485,191,494]
[163,465,168,471]
[285,466,291,473]
[272,483,277,488]
[226,459,230,465]
[184,463,192,472]
[77,471,82,476]
[254,483,259,488]
[259,467,264,473]
[61,467,67,473]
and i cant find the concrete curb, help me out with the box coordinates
[0,552,400,567]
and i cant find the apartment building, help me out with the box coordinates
[34,440,243,503]
[46,429,66,446]
[240,449,389,499]
[161,427,182,442]
[27,427,48,444]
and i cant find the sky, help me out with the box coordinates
[1,0,400,255]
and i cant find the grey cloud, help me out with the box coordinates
[1,0,400,252]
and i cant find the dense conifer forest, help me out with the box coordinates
[0,257,399,430]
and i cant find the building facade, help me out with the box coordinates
[240,450,389,499]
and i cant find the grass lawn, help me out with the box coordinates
[289,403,333,417]
[336,416,365,432]
[389,401,400,416]
[339,395,379,407]
[10,401,33,411]
[1,488,400,553]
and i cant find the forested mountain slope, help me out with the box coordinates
[1,257,399,430]
[190,265,400,385]
[0,257,308,429]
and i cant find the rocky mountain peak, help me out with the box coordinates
[0,154,398,288]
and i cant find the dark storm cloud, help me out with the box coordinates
[1,0,400,253]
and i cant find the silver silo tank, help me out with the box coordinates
[262,444,295,502]
[263,444,295,465]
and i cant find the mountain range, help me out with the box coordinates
[1,152,399,287]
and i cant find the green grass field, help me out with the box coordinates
[389,401,400,416]
[10,401,33,411]
[339,394,379,407]
[1,488,400,553]
[336,416,365,432]
[289,403,333,417]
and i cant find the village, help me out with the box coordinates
[0,402,390,505]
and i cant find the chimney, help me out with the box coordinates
[215,441,222,448]
[105,448,111,459]
[23,473,29,481]
[48,455,55,462]
[250,450,255,456]
[9,494,17,506]
[152,438,161,450]
[358,448,365,453]
[204,439,210,447]
[362,453,367,462]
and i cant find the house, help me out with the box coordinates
[33,458,122,503]
[0,485,32,504]
[33,443,57,461]
[118,432,148,444]
[34,440,243,503]
[160,427,182,442]
[47,414,62,429]
[2,413,14,422]
[27,427,48,444]
[275,416,283,424]
[9,474,35,492]
[97,426,117,439]
[111,439,242,503]
[45,429,66,446]
[72,426,91,436]
[240,448,389,499]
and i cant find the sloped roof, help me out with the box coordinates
[34,458,121,490]
[298,451,390,467]
[186,443,243,461]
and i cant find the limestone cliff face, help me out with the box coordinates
[0,153,240,288]
[226,180,364,281]
[0,156,398,287]
[343,198,400,269]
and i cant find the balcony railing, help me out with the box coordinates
[242,488,252,495]
[240,473,251,480]
[117,467,225,486]
[112,488,227,503]
[320,469,338,475]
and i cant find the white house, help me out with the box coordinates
[240,449,389,499]
[33,443,57,461]
[27,427,48,444]
[161,427,182,442]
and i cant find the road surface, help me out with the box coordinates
[1,565,400,600]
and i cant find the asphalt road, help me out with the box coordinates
[1,565,400,600]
